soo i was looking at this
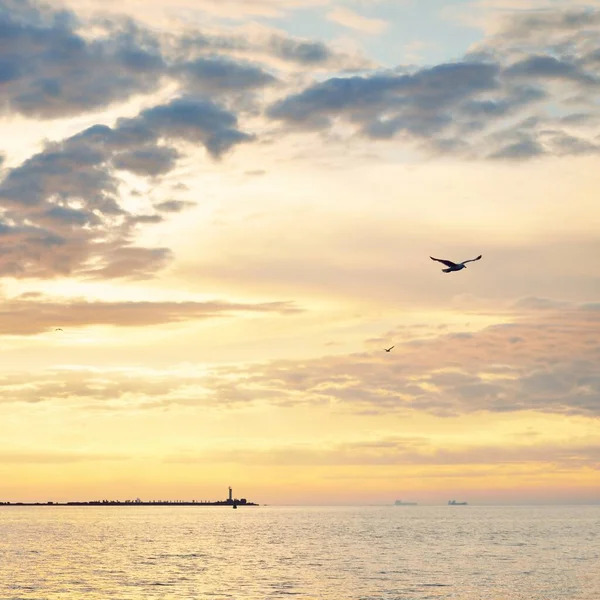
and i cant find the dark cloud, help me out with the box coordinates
[128,97,254,159]
[504,55,596,85]
[269,62,500,133]
[154,200,196,213]
[490,137,545,160]
[0,96,251,278]
[0,0,358,124]
[545,132,600,156]
[267,8,600,160]
[269,60,544,157]
[268,35,333,65]
[0,292,302,335]
[497,8,600,41]
[0,0,165,119]
[6,2,599,166]
[0,0,261,280]
[112,146,180,176]
[176,55,276,94]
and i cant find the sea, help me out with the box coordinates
[0,505,598,599]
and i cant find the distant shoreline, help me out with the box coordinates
[0,501,258,507]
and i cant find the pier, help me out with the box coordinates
[0,486,257,507]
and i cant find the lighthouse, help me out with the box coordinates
[228,486,233,503]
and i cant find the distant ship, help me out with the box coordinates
[448,500,468,505]
[394,500,417,506]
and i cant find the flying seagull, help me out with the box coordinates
[54,328,63,331]
[384,346,394,352]
[430,255,482,273]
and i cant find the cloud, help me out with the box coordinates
[184,0,328,19]
[101,0,330,20]
[154,200,197,213]
[326,6,389,35]
[0,450,128,464]
[130,97,254,158]
[0,96,252,278]
[505,55,596,85]
[3,1,600,286]
[0,0,372,282]
[10,1,600,168]
[1,298,597,424]
[491,5,600,41]
[267,7,600,160]
[267,35,335,65]
[267,61,512,153]
[269,61,500,131]
[0,0,166,119]
[0,0,362,125]
[0,366,233,409]
[489,136,545,159]
[172,437,600,469]
[112,146,181,176]
[512,297,572,311]
[80,247,174,280]
[153,300,600,417]
[0,292,301,335]
[177,27,370,71]
[175,55,276,94]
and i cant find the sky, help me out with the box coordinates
[0,0,599,506]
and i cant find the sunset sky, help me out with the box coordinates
[0,0,599,505]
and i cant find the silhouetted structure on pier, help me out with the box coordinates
[0,487,257,507]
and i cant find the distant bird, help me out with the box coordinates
[430,255,482,273]
[54,328,63,331]
[384,346,394,352]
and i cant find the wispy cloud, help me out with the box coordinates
[269,7,600,160]
[0,450,129,464]
[326,6,389,34]
[3,301,597,418]
[183,301,600,418]
[72,0,330,20]
[167,436,600,469]
[0,293,301,335]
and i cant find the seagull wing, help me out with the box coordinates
[388,345,394,351]
[461,254,482,265]
[430,256,458,268]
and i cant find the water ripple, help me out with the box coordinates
[0,505,599,599]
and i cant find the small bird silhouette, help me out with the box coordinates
[430,254,482,273]
[54,328,63,331]
[384,346,394,352]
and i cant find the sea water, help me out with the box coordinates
[0,505,598,599]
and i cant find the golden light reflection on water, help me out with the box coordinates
[1,506,599,600]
